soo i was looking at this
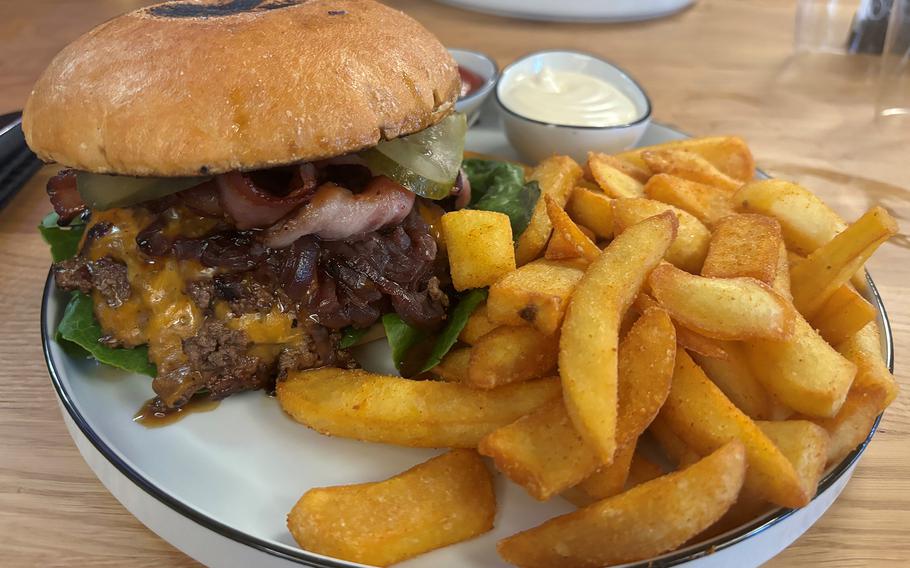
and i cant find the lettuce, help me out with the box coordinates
[38,212,85,262]
[462,158,540,236]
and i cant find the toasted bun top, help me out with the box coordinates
[23,0,459,176]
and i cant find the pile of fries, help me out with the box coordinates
[278,136,899,567]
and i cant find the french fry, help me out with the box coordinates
[696,485,770,541]
[692,343,787,421]
[560,212,678,463]
[701,214,783,284]
[641,149,742,192]
[649,415,702,468]
[486,259,585,335]
[811,285,876,346]
[612,198,711,273]
[644,173,735,226]
[277,368,560,448]
[592,153,652,183]
[733,179,847,255]
[458,302,498,345]
[757,420,828,501]
[544,195,601,263]
[649,263,796,340]
[837,322,898,408]
[566,186,614,239]
[789,206,898,318]
[588,151,646,198]
[441,210,515,291]
[618,136,755,182]
[633,293,731,360]
[497,441,746,568]
[561,441,637,507]
[288,449,495,567]
[431,346,471,383]
[658,350,808,507]
[743,315,857,418]
[772,240,792,300]
[479,309,675,500]
[468,326,558,389]
[515,156,584,265]
[809,385,885,466]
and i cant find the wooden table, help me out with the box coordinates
[1,1,908,566]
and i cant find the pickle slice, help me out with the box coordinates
[76,172,209,210]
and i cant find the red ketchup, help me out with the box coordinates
[458,66,485,98]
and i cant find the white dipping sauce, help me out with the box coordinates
[502,66,639,127]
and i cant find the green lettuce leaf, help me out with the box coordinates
[419,288,488,373]
[382,289,488,374]
[382,313,425,371]
[338,326,369,349]
[38,212,85,262]
[56,292,156,376]
[462,158,540,236]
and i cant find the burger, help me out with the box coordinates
[26,0,478,415]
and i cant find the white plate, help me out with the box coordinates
[434,0,695,23]
[42,122,893,568]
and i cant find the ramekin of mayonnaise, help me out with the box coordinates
[496,50,651,163]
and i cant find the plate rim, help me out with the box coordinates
[40,126,895,568]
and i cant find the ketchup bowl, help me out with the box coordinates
[448,48,499,127]
[496,50,651,163]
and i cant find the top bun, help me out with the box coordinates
[23,0,459,176]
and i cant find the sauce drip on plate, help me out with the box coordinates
[134,395,220,427]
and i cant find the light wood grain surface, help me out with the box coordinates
[1,1,908,566]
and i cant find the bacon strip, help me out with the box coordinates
[47,170,86,225]
[263,176,415,248]
[215,164,317,230]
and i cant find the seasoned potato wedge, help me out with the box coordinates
[544,195,601,263]
[561,441,637,507]
[588,151,646,198]
[458,302,499,345]
[811,285,876,346]
[809,385,886,467]
[277,368,560,448]
[692,343,789,421]
[612,198,711,273]
[772,240,793,300]
[644,173,735,226]
[641,149,742,192]
[650,263,796,340]
[743,315,856,418]
[659,351,808,507]
[515,156,584,265]
[632,292,731,360]
[288,450,495,567]
[733,179,847,254]
[486,259,585,335]
[757,420,828,501]
[468,326,558,389]
[497,442,746,568]
[479,309,675,500]
[790,206,897,318]
[566,186,614,239]
[837,322,898,408]
[618,136,755,182]
[649,414,702,468]
[431,346,472,383]
[702,214,783,284]
[441,209,515,291]
[560,212,678,462]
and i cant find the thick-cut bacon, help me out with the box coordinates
[216,164,317,230]
[263,176,415,248]
[47,169,86,225]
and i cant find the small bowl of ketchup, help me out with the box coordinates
[448,48,499,126]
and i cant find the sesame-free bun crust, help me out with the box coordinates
[23,0,459,176]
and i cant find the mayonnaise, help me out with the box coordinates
[502,66,639,127]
